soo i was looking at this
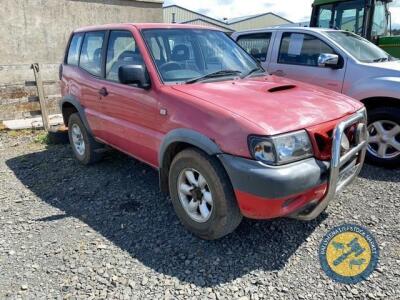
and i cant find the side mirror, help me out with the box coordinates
[119,65,150,89]
[318,53,340,69]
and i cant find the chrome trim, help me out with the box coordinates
[294,108,368,221]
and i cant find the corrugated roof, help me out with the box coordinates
[163,5,292,26]
[226,12,293,25]
[180,18,234,32]
[226,14,263,24]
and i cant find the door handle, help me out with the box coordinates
[99,87,108,97]
[271,70,286,77]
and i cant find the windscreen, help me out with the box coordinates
[142,29,259,83]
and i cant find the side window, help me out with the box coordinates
[147,36,167,65]
[236,33,272,62]
[67,33,84,66]
[278,33,335,67]
[106,30,145,82]
[79,31,105,76]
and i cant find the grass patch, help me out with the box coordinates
[6,129,37,138]
[33,132,51,144]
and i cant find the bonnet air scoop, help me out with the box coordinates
[268,84,296,93]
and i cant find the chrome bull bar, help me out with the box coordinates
[295,108,368,221]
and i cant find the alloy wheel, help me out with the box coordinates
[368,120,400,159]
[177,168,213,223]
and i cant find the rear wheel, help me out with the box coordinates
[68,113,104,165]
[366,107,400,168]
[169,148,242,240]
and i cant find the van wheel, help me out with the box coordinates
[68,113,104,165]
[169,148,242,240]
[366,107,400,168]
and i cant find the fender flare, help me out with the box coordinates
[158,128,222,193]
[60,95,93,135]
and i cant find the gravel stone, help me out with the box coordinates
[0,130,399,299]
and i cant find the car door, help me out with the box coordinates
[98,29,161,167]
[75,31,107,138]
[235,31,274,70]
[268,31,346,93]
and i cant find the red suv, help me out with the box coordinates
[60,23,368,240]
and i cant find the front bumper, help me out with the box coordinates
[219,108,368,220]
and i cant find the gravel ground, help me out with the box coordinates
[0,130,399,300]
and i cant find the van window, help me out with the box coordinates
[278,33,335,67]
[105,31,145,82]
[67,33,84,66]
[236,33,272,61]
[79,31,105,76]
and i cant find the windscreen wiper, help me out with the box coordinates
[186,70,242,84]
[373,57,389,62]
[243,67,265,79]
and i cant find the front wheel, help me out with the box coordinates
[168,148,242,240]
[366,107,400,168]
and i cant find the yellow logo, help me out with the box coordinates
[320,224,379,284]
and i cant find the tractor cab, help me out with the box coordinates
[310,0,399,57]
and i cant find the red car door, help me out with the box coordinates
[98,30,162,167]
[75,31,107,138]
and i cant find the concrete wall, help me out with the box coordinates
[1,0,163,65]
[0,0,163,123]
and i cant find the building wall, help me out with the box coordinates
[229,14,290,31]
[0,0,163,122]
[164,5,227,27]
[163,5,291,32]
[181,20,233,33]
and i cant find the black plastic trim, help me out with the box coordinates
[60,95,93,135]
[158,129,222,193]
[218,154,329,199]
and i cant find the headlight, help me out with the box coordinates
[249,130,313,165]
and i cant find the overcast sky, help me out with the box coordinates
[164,0,400,29]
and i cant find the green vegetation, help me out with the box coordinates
[33,132,51,145]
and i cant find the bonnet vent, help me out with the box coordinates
[268,84,296,93]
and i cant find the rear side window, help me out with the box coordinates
[79,31,105,76]
[67,33,84,66]
[106,30,145,82]
[236,33,272,62]
[278,32,335,67]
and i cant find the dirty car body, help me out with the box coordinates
[60,23,367,239]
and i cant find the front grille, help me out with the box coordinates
[293,109,368,221]
[307,116,359,161]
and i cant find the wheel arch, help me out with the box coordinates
[360,97,400,112]
[158,129,222,193]
[60,95,92,135]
